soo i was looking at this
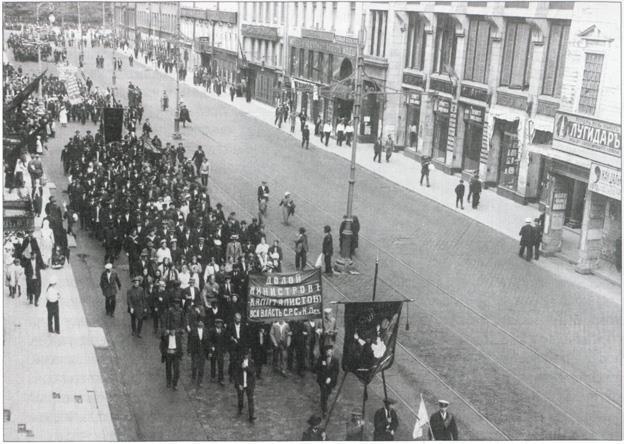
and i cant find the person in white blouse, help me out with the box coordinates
[255,236,269,271]
[178,264,191,290]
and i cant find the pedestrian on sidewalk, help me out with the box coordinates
[302,123,310,149]
[230,85,236,102]
[234,349,256,422]
[7,257,24,299]
[315,116,322,136]
[468,175,482,209]
[373,137,383,163]
[322,121,332,146]
[455,179,465,209]
[299,112,308,133]
[295,227,309,271]
[336,119,345,146]
[100,263,122,317]
[24,250,44,305]
[322,225,333,274]
[345,121,354,146]
[275,104,283,128]
[127,276,148,338]
[290,109,297,133]
[420,156,431,187]
[384,135,394,162]
[533,217,544,260]
[199,158,210,187]
[519,218,534,261]
[45,276,61,334]
[161,328,183,390]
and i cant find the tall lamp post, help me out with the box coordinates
[337,12,366,270]
[172,1,181,139]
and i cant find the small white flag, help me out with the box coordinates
[412,394,429,439]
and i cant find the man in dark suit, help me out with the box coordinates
[188,320,210,387]
[315,345,339,417]
[519,217,534,261]
[428,400,458,440]
[228,312,249,381]
[233,349,256,422]
[99,263,122,316]
[24,251,45,306]
[373,399,399,440]
[322,225,333,274]
[160,328,184,390]
[257,181,269,203]
[209,318,228,385]
[127,276,148,337]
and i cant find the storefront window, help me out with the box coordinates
[499,132,520,190]
[462,107,484,171]
[404,101,420,148]
[433,115,449,161]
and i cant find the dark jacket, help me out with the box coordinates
[373,407,399,441]
[519,224,534,246]
[100,270,122,297]
[23,255,45,280]
[315,355,339,389]
[187,327,211,356]
[233,358,256,390]
[322,233,333,256]
[127,286,148,318]
[428,411,458,441]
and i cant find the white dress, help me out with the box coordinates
[37,227,55,265]
[59,108,68,125]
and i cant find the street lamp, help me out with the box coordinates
[337,12,366,270]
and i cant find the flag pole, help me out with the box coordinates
[423,393,435,441]
[372,257,389,403]
[322,371,348,430]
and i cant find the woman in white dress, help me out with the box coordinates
[59,105,68,127]
[38,218,55,266]
[178,264,191,290]
[255,236,270,271]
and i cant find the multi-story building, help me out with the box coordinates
[112,2,621,273]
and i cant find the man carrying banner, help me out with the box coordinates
[373,399,399,440]
[315,345,339,417]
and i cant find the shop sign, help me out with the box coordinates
[554,111,621,158]
[552,192,568,211]
[402,72,425,88]
[430,77,455,95]
[301,28,335,42]
[181,8,206,20]
[408,93,421,105]
[335,35,359,46]
[496,90,528,111]
[434,98,451,115]
[588,162,621,200]
[241,24,279,41]
[464,106,484,123]
[290,36,356,58]
[206,10,237,24]
[460,83,489,102]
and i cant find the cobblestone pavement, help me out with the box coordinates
[11,41,620,440]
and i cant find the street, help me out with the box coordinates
[11,38,621,440]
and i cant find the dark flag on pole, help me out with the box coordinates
[102,107,124,144]
[342,301,403,384]
[3,70,47,114]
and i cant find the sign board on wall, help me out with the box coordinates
[554,111,621,158]
[588,162,621,201]
[552,192,568,211]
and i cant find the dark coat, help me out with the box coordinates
[373,407,399,441]
[100,270,122,297]
[519,224,534,246]
[322,233,333,256]
[127,286,148,318]
[428,411,458,441]
[233,358,256,390]
[187,327,211,356]
[315,355,339,389]
[23,255,45,280]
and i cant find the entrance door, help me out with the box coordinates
[462,122,483,171]
[432,114,449,161]
[405,104,420,148]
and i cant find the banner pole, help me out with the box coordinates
[372,255,379,301]
[322,371,348,430]
[361,383,368,439]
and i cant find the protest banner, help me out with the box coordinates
[247,269,323,322]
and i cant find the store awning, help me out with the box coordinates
[490,108,521,123]
[543,148,592,169]
[532,115,554,133]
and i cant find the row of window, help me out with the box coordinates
[290,47,335,84]
[242,1,356,34]
[244,37,283,67]
[136,9,176,34]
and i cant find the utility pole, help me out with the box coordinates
[78,2,83,62]
[172,1,181,139]
[211,19,215,75]
[102,2,105,28]
[337,12,366,269]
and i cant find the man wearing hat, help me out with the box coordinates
[45,276,61,334]
[188,320,210,387]
[428,400,458,440]
[346,410,365,440]
[160,328,184,390]
[233,349,256,422]
[257,181,270,203]
[373,399,399,440]
[127,276,148,338]
[519,218,535,261]
[100,263,122,316]
[208,318,227,385]
[301,123,310,149]
[302,414,326,441]
[315,345,340,417]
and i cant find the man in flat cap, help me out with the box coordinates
[127,276,148,338]
[428,400,458,441]
[302,414,326,441]
[374,398,399,440]
[315,345,340,417]
[100,263,121,316]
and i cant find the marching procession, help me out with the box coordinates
[5,1,621,440]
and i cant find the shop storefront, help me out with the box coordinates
[251,64,278,105]
[542,111,622,273]
[460,105,485,172]
[432,97,451,163]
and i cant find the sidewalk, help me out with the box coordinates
[127,49,620,301]
[3,183,116,441]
